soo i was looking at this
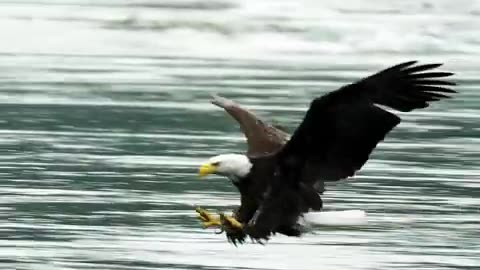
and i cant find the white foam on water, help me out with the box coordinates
[303,210,368,226]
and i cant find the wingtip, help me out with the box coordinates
[383,60,418,73]
[210,93,236,108]
[404,62,447,74]
[438,71,455,77]
[210,93,224,106]
[405,60,419,65]
[210,93,221,102]
[398,60,418,69]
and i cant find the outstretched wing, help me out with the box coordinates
[248,61,456,240]
[211,94,289,157]
[279,61,456,181]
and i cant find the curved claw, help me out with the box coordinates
[249,236,266,245]
[195,208,249,245]
[219,213,247,246]
[195,207,221,228]
[219,213,243,230]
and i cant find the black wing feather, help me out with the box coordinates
[278,60,456,180]
[247,61,456,240]
[355,61,456,112]
[409,72,453,79]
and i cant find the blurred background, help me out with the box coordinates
[2,0,479,270]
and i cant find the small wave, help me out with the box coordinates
[126,1,235,11]
[103,17,305,36]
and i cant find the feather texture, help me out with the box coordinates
[244,61,456,241]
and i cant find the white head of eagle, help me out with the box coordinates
[199,154,252,180]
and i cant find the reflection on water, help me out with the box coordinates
[2,1,479,270]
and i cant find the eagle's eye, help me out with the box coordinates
[211,161,220,166]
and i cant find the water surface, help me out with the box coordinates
[2,1,479,270]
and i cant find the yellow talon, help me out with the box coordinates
[220,214,243,230]
[195,207,221,228]
[202,221,220,228]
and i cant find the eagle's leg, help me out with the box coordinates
[220,213,243,230]
[195,207,221,228]
[219,213,246,245]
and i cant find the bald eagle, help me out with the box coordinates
[197,61,456,244]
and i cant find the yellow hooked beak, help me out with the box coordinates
[198,163,218,177]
